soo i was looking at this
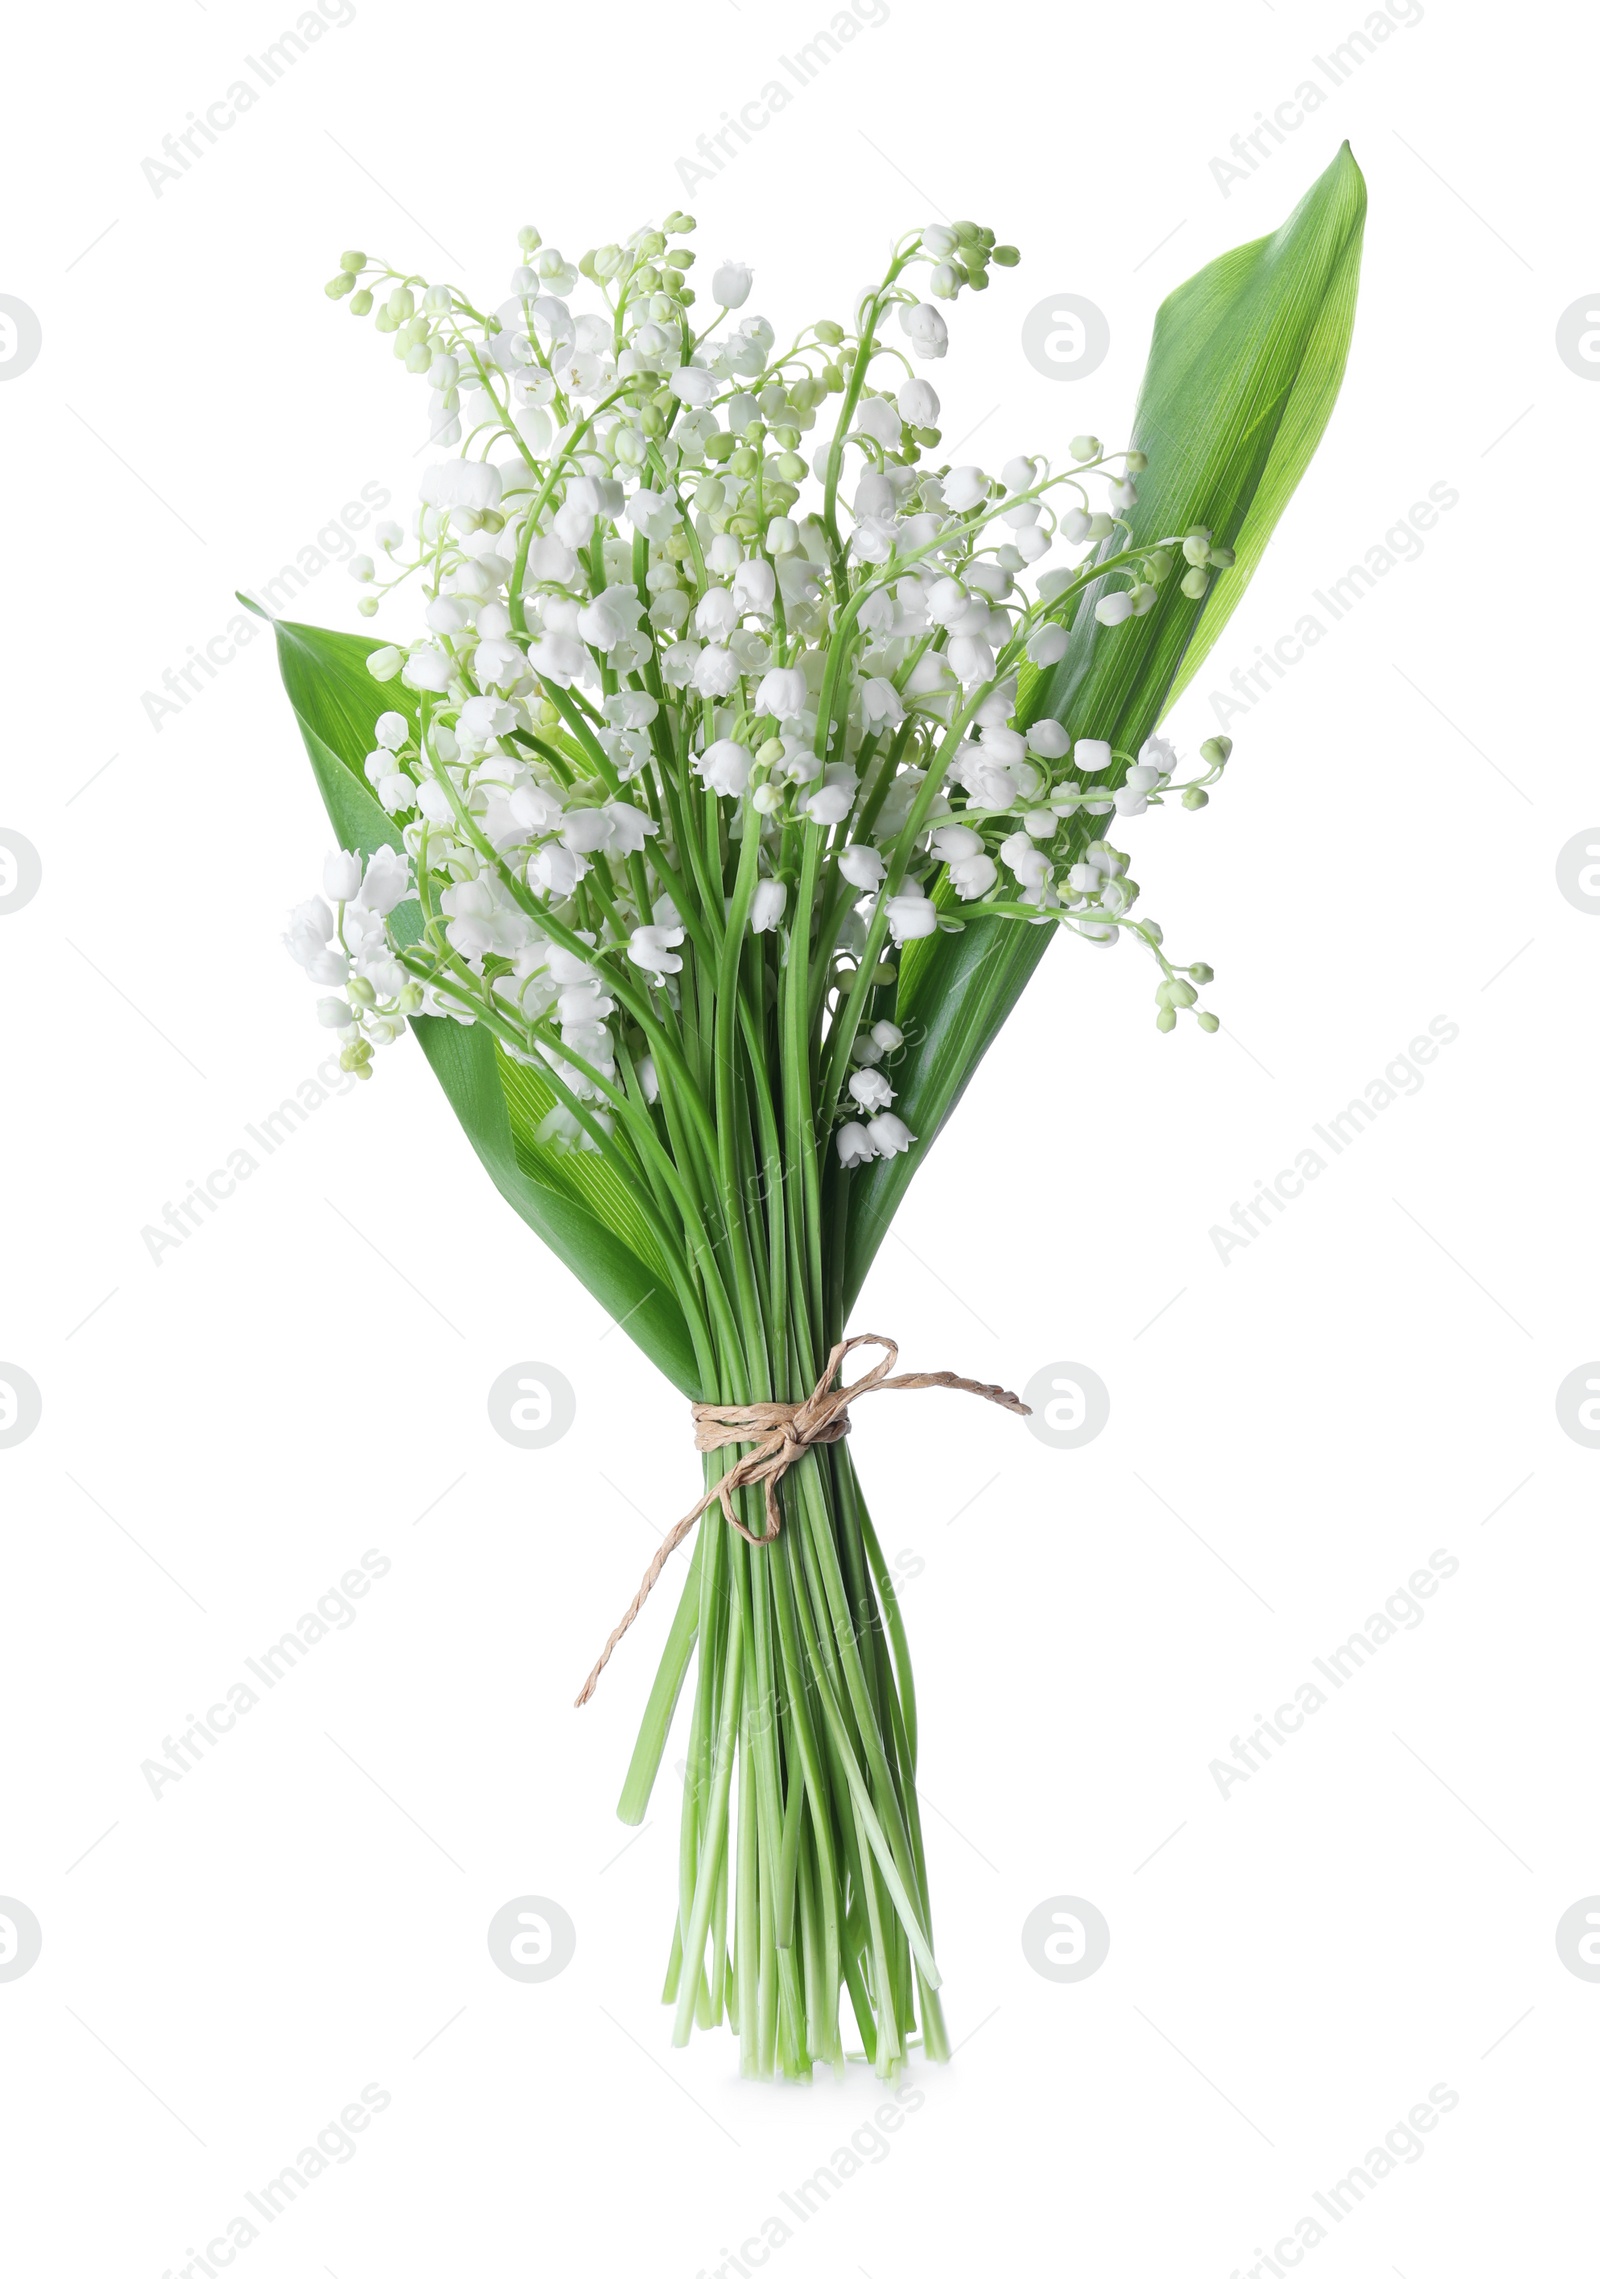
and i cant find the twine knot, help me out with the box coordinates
[575,1334,1029,1706]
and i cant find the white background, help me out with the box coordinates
[3,1,1595,2272]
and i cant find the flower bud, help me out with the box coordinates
[1180,567,1209,599]
[1199,736,1233,764]
[1070,434,1101,461]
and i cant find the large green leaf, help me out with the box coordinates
[411,1011,702,1397]
[843,144,1368,1310]
[259,607,702,1394]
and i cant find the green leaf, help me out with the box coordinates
[843,145,1367,1311]
[1042,138,1368,727]
[412,1014,702,1396]
[262,609,702,1394]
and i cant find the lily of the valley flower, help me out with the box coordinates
[628,921,685,977]
[295,206,1226,1102]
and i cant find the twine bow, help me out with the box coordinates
[575,1333,1030,1706]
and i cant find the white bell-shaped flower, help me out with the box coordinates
[949,853,998,901]
[836,1121,875,1168]
[694,646,742,699]
[898,301,948,359]
[750,879,787,934]
[283,898,335,968]
[838,844,885,890]
[849,1067,894,1114]
[730,557,775,617]
[698,739,752,798]
[867,1112,915,1156]
[323,850,363,902]
[360,846,411,916]
[884,889,938,946]
[628,923,684,978]
[755,666,808,721]
[897,378,939,425]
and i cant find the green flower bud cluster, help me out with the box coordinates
[1180,736,1234,805]
[921,218,1018,299]
[1175,524,1237,600]
[1152,963,1219,1034]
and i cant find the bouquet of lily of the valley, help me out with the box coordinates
[268,146,1366,2080]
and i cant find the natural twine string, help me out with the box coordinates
[575,1333,1030,1707]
